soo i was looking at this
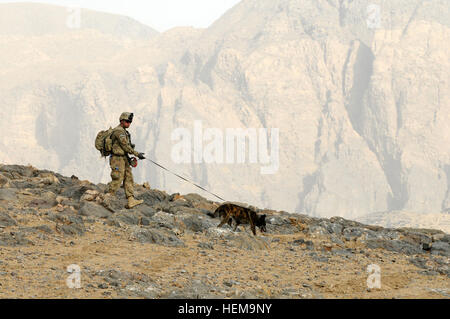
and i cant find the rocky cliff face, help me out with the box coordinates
[0,1,449,224]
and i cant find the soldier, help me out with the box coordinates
[104,112,146,209]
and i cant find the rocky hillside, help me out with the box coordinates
[0,164,448,298]
[0,1,449,222]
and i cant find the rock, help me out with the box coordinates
[223,233,270,251]
[332,249,354,258]
[150,211,177,229]
[365,239,423,255]
[312,255,329,263]
[431,241,450,257]
[131,227,185,247]
[80,190,100,202]
[20,225,53,234]
[0,173,10,187]
[130,205,156,218]
[107,212,142,227]
[330,234,345,246]
[168,206,200,215]
[308,225,328,236]
[137,190,168,206]
[326,222,344,235]
[79,201,112,219]
[53,212,86,236]
[0,189,17,201]
[409,257,428,269]
[61,184,100,200]
[432,234,450,243]
[223,279,239,287]
[0,165,35,178]
[56,224,85,236]
[179,214,216,232]
[342,227,365,241]
[140,217,151,226]
[0,212,17,227]
[26,191,58,209]
[0,231,34,246]
[197,242,214,250]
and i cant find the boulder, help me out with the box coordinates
[0,188,17,201]
[131,227,184,247]
[0,212,17,227]
[79,201,112,218]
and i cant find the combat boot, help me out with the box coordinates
[127,196,144,209]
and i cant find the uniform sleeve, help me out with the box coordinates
[115,130,139,156]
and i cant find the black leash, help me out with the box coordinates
[145,158,227,202]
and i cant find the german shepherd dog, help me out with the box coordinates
[208,203,267,236]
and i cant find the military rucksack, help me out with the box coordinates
[95,127,114,157]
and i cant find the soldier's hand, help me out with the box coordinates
[138,153,146,160]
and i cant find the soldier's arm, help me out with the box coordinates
[115,131,140,157]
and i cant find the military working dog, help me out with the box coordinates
[208,203,267,236]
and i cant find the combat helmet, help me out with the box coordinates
[119,112,134,123]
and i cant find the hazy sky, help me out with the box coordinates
[1,0,242,31]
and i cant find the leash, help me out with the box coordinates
[144,158,227,202]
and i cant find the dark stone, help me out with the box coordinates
[180,215,215,232]
[342,227,364,241]
[61,184,100,200]
[182,193,209,203]
[431,241,450,257]
[0,165,34,178]
[137,190,168,206]
[132,228,184,247]
[26,197,57,209]
[291,238,306,245]
[365,239,423,255]
[197,242,214,250]
[0,189,17,201]
[20,225,54,235]
[0,212,17,227]
[312,255,329,263]
[326,222,343,235]
[0,232,34,246]
[107,212,141,226]
[56,224,85,236]
[130,205,156,218]
[79,201,112,219]
[168,206,201,215]
[409,257,428,269]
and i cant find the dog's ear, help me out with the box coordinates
[261,214,266,221]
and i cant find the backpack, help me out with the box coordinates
[95,127,114,157]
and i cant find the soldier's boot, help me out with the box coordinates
[127,196,144,209]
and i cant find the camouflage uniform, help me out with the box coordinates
[107,125,140,198]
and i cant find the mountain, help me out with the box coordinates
[0,163,448,298]
[0,1,449,225]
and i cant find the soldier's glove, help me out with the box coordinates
[131,143,136,149]
[138,153,146,160]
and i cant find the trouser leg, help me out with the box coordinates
[107,156,125,195]
[123,161,134,198]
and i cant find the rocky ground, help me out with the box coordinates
[0,164,449,299]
